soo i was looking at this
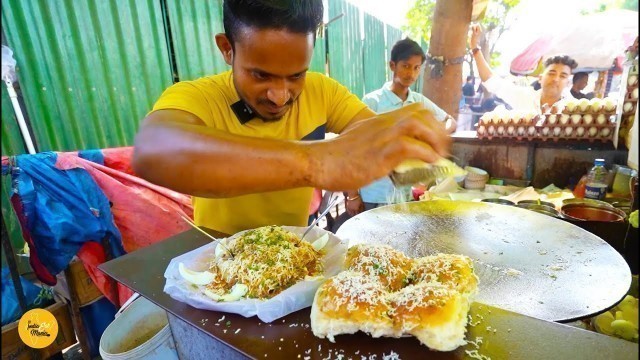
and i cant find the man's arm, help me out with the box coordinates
[469,24,493,83]
[133,103,450,198]
[133,110,315,198]
[420,96,457,134]
[468,25,533,112]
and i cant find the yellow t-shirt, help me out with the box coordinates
[151,71,367,235]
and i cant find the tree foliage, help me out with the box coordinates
[581,0,639,14]
[403,0,520,67]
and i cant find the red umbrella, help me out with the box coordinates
[510,9,638,75]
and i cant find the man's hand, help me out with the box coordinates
[308,103,451,191]
[468,24,482,49]
[345,197,364,216]
[444,115,457,134]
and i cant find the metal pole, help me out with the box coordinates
[4,79,36,154]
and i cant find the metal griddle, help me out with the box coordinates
[336,200,631,322]
[99,228,638,360]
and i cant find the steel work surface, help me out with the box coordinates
[337,200,632,322]
[99,227,637,360]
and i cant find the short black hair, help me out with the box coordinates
[573,72,589,82]
[390,38,426,63]
[544,55,578,71]
[223,0,323,47]
[466,76,474,82]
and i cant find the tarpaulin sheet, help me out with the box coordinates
[3,147,193,306]
[510,9,638,75]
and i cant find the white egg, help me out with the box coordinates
[542,127,550,136]
[632,88,638,100]
[560,114,571,125]
[628,75,638,87]
[491,113,501,124]
[600,128,611,138]
[524,113,535,123]
[528,126,537,136]
[576,127,585,137]
[603,97,616,111]
[548,114,558,124]
[570,114,582,125]
[512,115,522,125]
[477,125,486,135]
[595,113,606,125]
[517,126,526,136]
[488,126,496,135]
[578,98,590,112]
[583,114,594,125]
[624,102,634,113]
[507,125,515,135]
[588,127,598,137]
[564,126,573,136]
[565,99,578,112]
[589,98,603,112]
[553,127,562,136]
[497,125,505,135]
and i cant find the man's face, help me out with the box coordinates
[390,55,424,89]
[540,63,572,99]
[216,28,314,121]
[574,76,588,91]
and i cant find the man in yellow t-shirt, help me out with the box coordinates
[133,0,451,235]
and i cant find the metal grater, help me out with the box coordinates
[389,158,467,186]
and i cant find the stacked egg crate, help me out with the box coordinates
[619,61,638,144]
[476,111,540,140]
[538,97,617,142]
[476,97,618,142]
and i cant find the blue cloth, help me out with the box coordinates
[12,152,124,277]
[80,297,117,357]
[78,149,105,165]
[359,83,446,204]
[1,267,52,326]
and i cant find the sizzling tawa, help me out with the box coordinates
[336,200,631,322]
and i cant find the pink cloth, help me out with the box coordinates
[309,189,322,215]
[56,148,193,306]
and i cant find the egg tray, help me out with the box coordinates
[560,107,616,116]
[476,114,541,128]
[540,112,616,127]
[476,121,616,143]
[534,122,615,142]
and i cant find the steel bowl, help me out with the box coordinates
[481,198,515,206]
[561,203,627,222]
[601,197,632,214]
[518,200,556,209]
[562,198,614,208]
[517,203,561,217]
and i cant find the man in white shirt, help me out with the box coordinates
[469,24,578,113]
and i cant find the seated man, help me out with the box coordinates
[342,38,456,215]
[469,24,578,113]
